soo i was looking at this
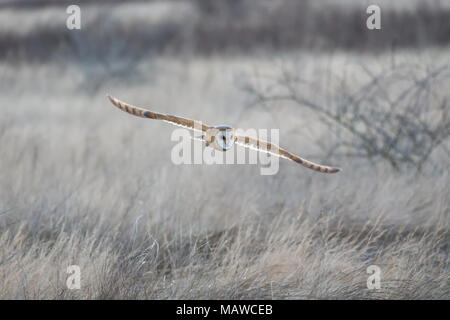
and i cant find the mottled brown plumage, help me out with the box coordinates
[108,95,211,132]
[234,135,340,173]
[108,95,341,174]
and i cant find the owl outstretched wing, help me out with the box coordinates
[234,135,341,173]
[107,95,212,132]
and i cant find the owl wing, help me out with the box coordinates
[107,95,212,132]
[234,135,341,173]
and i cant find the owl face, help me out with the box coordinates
[215,127,235,151]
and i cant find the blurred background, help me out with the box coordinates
[0,0,449,299]
[1,0,450,60]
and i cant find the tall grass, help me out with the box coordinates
[0,1,449,299]
[0,45,449,298]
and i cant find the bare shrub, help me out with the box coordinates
[242,63,450,171]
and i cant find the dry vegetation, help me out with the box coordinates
[0,0,449,299]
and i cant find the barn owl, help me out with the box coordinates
[107,95,341,173]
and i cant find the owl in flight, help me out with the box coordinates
[107,95,341,173]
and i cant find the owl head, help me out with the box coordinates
[214,126,235,150]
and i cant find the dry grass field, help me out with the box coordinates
[0,0,449,299]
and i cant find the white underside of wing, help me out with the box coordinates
[162,120,205,133]
[163,119,206,143]
[190,135,206,143]
[235,140,292,161]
